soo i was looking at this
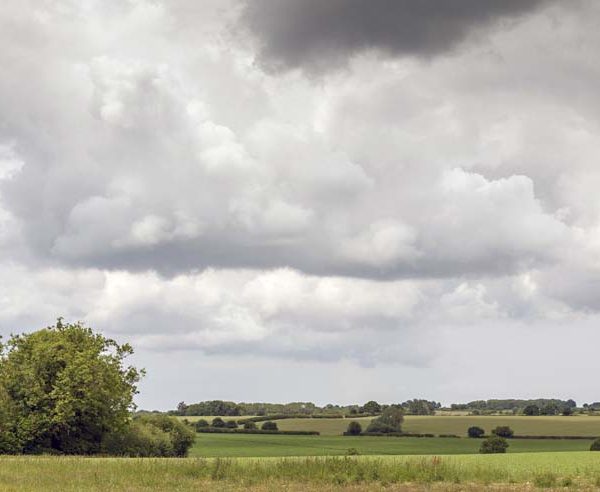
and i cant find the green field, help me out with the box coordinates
[2,453,600,491]
[274,415,600,436]
[191,433,593,457]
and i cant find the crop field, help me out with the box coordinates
[191,433,594,457]
[2,453,600,491]
[275,415,600,436]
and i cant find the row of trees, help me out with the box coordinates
[173,399,441,417]
[450,399,578,414]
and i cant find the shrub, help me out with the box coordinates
[366,405,404,433]
[346,421,362,436]
[590,438,600,451]
[467,426,485,438]
[102,415,195,457]
[479,436,509,454]
[523,404,540,416]
[194,419,209,430]
[491,426,514,438]
[261,421,278,431]
[346,448,360,455]
[211,417,225,428]
[243,421,257,430]
[225,421,238,429]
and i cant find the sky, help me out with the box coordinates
[1,0,600,410]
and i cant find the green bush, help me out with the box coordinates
[225,421,238,429]
[590,438,600,451]
[194,419,209,431]
[491,426,514,438]
[479,436,509,454]
[243,421,257,430]
[261,421,278,431]
[467,426,485,438]
[211,417,226,428]
[103,415,195,457]
[346,421,362,435]
[366,405,404,434]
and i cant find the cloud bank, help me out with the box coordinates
[1,0,599,408]
[241,0,556,72]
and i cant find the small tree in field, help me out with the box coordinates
[346,421,362,435]
[590,438,600,451]
[261,421,278,431]
[467,426,485,438]
[211,417,225,428]
[366,405,404,433]
[491,426,514,438]
[480,436,509,454]
[362,400,382,414]
[243,421,257,430]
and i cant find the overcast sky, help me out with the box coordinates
[1,0,600,410]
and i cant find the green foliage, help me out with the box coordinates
[491,426,514,438]
[590,438,600,451]
[225,421,238,429]
[401,399,440,415]
[0,319,143,455]
[346,421,362,435]
[467,426,485,438]
[243,421,257,430]
[194,419,209,430]
[102,414,194,457]
[261,421,278,431]
[362,401,381,414]
[212,417,226,428]
[366,405,404,434]
[479,436,509,454]
[523,405,540,416]
[540,403,560,416]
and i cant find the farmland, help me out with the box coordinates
[191,433,594,457]
[274,415,600,437]
[2,452,600,491]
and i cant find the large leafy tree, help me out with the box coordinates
[0,319,143,454]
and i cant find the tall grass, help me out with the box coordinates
[1,453,600,491]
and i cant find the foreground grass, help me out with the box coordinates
[276,415,600,436]
[1,453,600,491]
[191,433,594,457]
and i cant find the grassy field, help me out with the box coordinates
[274,415,600,436]
[191,433,594,457]
[1,453,600,491]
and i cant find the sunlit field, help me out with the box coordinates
[273,415,600,436]
[2,452,600,491]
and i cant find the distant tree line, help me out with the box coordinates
[171,399,441,417]
[450,399,579,415]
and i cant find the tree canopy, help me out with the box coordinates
[0,319,143,454]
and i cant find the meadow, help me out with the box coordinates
[191,433,594,457]
[274,415,600,437]
[2,452,600,491]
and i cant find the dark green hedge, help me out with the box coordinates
[197,428,319,435]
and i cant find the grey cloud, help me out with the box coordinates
[240,0,555,72]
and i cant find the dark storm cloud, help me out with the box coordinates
[241,0,555,72]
